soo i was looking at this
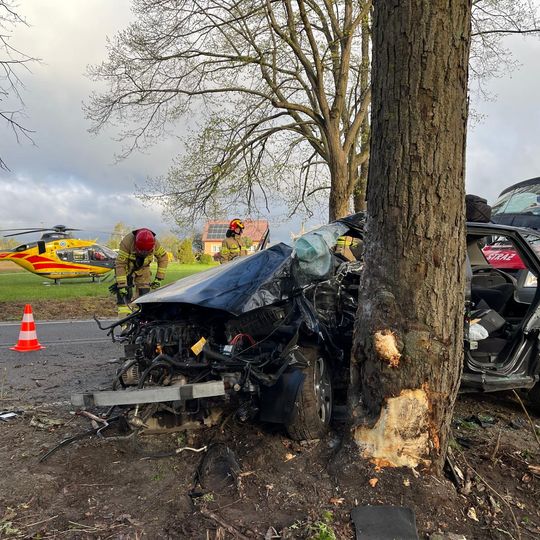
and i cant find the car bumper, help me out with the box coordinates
[71,380,226,408]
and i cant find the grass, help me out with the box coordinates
[0,262,216,302]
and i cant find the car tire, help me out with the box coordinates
[285,346,333,441]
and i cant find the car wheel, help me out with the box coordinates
[286,346,333,441]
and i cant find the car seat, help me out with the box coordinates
[471,283,515,313]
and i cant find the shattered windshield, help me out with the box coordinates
[492,184,540,216]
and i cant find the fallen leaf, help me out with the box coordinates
[467,507,479,522]
[369,478,378,488]
[329,497,345,505]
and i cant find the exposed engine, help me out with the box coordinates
[111,304,303,431]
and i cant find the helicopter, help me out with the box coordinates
[0,225,117,283]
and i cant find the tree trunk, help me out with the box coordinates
[328,147,351,221]
[354,11,371,214]
[353,161,368,212]
[350,0,471,473]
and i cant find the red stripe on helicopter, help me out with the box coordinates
[26,255,59,263]
[0,253,28,259]
[32,263,91,270]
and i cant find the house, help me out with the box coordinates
[202,219,270,256]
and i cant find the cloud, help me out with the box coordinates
[0,175,166,236]
[466,34,540,204]
[0,0,184,237]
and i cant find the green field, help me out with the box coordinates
[0,262,216,302]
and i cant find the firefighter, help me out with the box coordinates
[335,235,363,261]
[113,228,169,319]
[219,218,248,263]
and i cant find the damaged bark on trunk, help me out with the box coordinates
[350,0,472,473]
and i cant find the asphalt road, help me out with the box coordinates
[0,319,122,406]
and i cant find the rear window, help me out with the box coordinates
[492,184,540,216]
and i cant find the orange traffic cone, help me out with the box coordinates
[10,304,45,352]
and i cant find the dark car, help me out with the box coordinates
[73,217,540,440]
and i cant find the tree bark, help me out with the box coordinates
[354,10,371,213]
[328,144,352,221]
[350,0,471,473]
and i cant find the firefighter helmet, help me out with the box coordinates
[134,228,155,254]
[229,218,245,232]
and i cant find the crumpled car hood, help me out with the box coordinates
[135,243,294,316]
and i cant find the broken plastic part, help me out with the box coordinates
[293,222,348,279]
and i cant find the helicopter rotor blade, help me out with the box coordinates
[0,228,48,233]
[1,229,50,238]
[0,228,46,231]
[1,226,114,238]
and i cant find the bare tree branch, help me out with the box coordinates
[0,0,38,170]
[87,0,370,222]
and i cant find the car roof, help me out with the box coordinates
[498,177,540,197]
[466,221,538,237]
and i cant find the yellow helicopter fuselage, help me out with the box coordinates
[0,238,116,280]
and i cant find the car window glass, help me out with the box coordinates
[480,235,526,271]
[469,234,538,309]
[492,184,540,215]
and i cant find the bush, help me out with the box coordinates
[199,253,213,264]
[177,239,196,264]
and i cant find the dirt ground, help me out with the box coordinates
[0,298,117,322]
[0,301,539,539]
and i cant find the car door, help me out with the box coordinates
[463,224,540,392]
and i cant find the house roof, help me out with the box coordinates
[202,219,269,242]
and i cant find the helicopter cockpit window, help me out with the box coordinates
[57,248,89,262]
[89,245,116,260]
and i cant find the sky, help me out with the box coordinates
[1,1,540,245]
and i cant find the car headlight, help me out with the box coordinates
[524,271,538,288]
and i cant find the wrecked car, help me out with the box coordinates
[74,214,364,440]
[73,216,540,440]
